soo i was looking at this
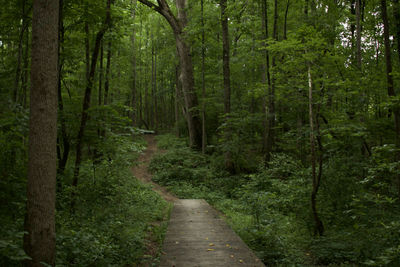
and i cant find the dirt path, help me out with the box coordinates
[131,135,178,202]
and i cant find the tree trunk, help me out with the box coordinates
[175,65,181,137]
[99,42,104,107]
[130,0,137,126]
[264,0,277,163]
[71,0,111,208]
[381,0,400,200]
[23,0,59,265]
[394,0,400,64]
[14,0,28,103]
[201,0,206,154]
[355,0,362,69]
[261,0,272,157]
[57,0,69,176]
[220,0,234,172]
[104,40,111,106]
[283,0,290,40]
[308,65,324,236]
[138,0,202,149]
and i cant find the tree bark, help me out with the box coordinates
[138,0,202,149]
[71,0,111,208]
[23,0,59,265]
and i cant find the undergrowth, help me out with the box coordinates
[1,133,169,266]
[149,134,400,266]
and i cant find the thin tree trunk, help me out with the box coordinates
[22,21,30,108]
[57,0,69,176]
[394,0,400,63]
[220,0,234,172]
[71,0,111,209]
[23,0,59,265]
[130,0,137,126]
[264,0,277,163]
[175,65,180,137]
[104,40,111,105]
[14,0,28,103]
[99,42,104,106]
[261,0,272,156]
[356,0,362,69]
[283,0,290,40]
[381,0,400,200]
[201,0,206,154]
[85,4,90,81]
[308,65,324,236]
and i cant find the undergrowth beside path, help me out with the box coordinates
[149,134,400,266]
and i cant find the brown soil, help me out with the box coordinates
[131,134,178,202]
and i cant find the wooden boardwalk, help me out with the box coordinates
[160,199,265,267]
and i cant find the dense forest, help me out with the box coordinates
[1,0,400,266]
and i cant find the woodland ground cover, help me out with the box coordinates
[150,134,400,266]
[0,128,168,266]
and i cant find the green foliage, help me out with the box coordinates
[55,135,168,266]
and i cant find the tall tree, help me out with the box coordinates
[23,0,59,265]
[71,0,112,205]
[138,0,202,149]
[220,0,233,172]
[201,0,206,154]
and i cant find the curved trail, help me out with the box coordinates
[131,135,178,202]
[132,135,264,267]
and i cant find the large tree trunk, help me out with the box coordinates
[71,0,111,208]
[381,0,400,200]
[138,0,202,149]
[23,0,59,265]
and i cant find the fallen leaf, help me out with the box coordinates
[205,237,209,240]
[207,249,215,251]
[230,255,234,258]
[239,259,244,263]
[226,244,231,247]
[209,243,215,246]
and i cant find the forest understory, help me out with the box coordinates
[1,0,400,266]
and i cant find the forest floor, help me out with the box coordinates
[132,135,264,266]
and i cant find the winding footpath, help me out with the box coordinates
[132,135,265,267]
